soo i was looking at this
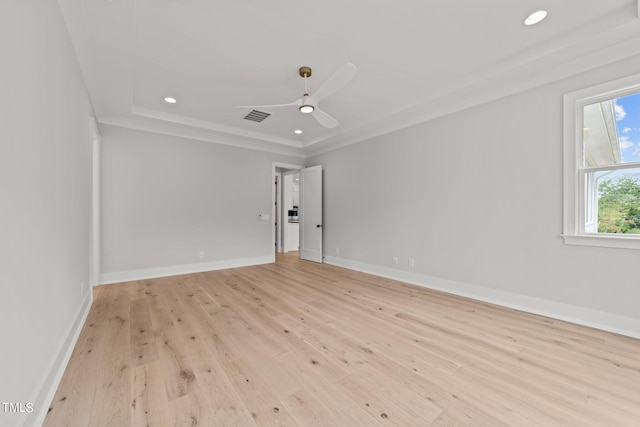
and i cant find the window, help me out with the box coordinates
[563,74,640,249]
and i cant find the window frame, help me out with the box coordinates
[562,73,640,250]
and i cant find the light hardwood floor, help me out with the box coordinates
[44,252,640,426]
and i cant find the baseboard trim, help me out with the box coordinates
[99,255,273,285]
[324,255,640,340]
[29,287,93,427]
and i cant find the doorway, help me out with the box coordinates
[281,171,301,253]
[272,162,304,262]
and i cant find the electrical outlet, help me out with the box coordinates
[199,251,205,258]
[336,247,340,254]
[408,258,415,268]
[392,256,399,265]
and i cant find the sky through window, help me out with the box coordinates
[614,92,640,163]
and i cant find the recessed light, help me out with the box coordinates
[294,129,303,134]
[524,10,547,26]
[164,97,177,104]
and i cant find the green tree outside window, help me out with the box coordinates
[598,176,640,234]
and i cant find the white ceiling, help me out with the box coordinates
[58,0,640,157]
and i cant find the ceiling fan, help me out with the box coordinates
[238,63,357,128]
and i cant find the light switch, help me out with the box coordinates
[259,214,270,220]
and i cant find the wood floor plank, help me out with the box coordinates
[87,291,131,427]
[130,361,172,427]
[44,252,640,426]
[274,351,387,427]
[430,404,510,427]
[43,317,105,426]
[163,277,299,426]
[282,388,343,427]
[186,351,258,426]
[129,297,159,366]
[337,372,442,425]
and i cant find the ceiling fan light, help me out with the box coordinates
[524,10,547,26]
[299,105,314,114]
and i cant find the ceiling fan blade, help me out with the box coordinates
[236,98,302,109]
[311,63,357,103]
[312,106,339,128]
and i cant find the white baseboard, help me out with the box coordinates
[99,255,273,285]
[324,255,640,340]
[28,287,93,427]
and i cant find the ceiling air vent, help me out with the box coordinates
[243,110,271,123]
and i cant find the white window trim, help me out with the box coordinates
[562,73,640,250]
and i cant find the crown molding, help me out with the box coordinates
[131,106,303,149]
[99,114,307,158]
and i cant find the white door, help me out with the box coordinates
[299,165,323,263]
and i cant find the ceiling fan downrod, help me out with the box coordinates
[298,66,314,114]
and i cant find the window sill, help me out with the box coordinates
[561,234,640,250]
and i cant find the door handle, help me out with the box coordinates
[316,224,322,228]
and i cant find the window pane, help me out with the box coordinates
[583,92,640,167]
[591,169,640,234]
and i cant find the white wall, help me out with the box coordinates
[0,1,93,426]
[310,54,640,337]
[100,125,301,283]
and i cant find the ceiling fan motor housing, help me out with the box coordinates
[299,66,312,78]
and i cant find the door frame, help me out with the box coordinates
[272,161,304,262]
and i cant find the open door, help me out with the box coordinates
[299,165,323,263]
